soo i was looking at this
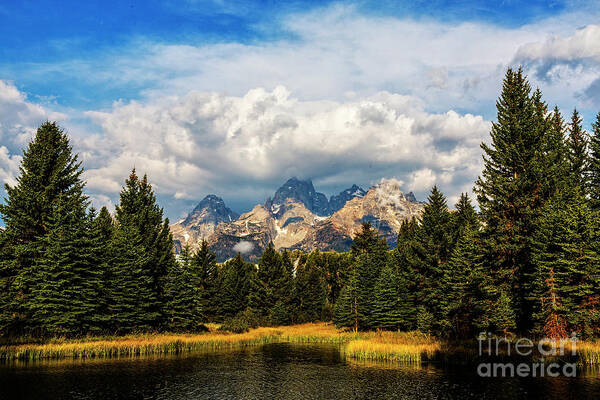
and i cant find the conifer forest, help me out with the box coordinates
[1,68,600,342]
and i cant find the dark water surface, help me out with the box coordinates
[1,343,600,399]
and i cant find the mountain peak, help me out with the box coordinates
[265,177,330,217]
[370,178,414,208]
[405,191,418,203]
[330,184,366,213]
[182,194,239,227]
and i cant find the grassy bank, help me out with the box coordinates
[0,323,437,363]
[2,323,600,366]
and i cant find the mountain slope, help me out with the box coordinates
[170,194,239,252]
[264,177,331,216]
[171,178,423,262]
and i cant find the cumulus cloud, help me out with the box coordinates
[0,80,65,152]
[515,25,600,67]
[79,86,490,213]
[6,7,600,217]
[233,240,254,254]
[0,81,66,197]
[0,146,22,187]
[514,24,600,105]
[41,4,598,119]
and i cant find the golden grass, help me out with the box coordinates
[571,340,600,365]
[4,323,599,366]
[0,323,437,363]
[343,331,440,363]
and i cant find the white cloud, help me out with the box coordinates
[0,146,21,187]
[5,7,600,217]
[407,168,438,192]
[515,25,600,64]
[70,6,596,119]
[0,80,66,152]
[513,24,600,105]
[0,81,66,193]
[233,240,254,254]
[79,86,489,212]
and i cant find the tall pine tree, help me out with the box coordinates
[0,122,89,336]
[474,68,552,333]
[589,112,600,210]
[567,108,588,193]
[191,240,219,322]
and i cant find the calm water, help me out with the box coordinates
[2,343,600,399]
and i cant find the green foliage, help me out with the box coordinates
[589,112,600,210]
[164,246,204,332]
[567,108,588,193]
[249,242,285,318]
[293,254,327,323]
[531,192,600,339]
[334,223,390,330]
[333,278,358,331]
[474,68,558,333]
[219,309,261,333]
[108,219,159,333]
[452,193,479,238]
[372,263,410,330]
[0,122,89,337]
[191,240,219,322]
[111,170,176,332]
[440,227,485,339]
[27,198,98,336]
[218,253,256,319]
[416,306,434,334]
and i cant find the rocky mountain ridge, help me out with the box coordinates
[170,178,424,262]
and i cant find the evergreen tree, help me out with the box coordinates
[567,109,588,192]
[279,250,295,303]
[531,191,600,339]
[474,68,551,333]
[165,246,203,332]
[541,107,569,199]
[589,112,600,210]
[249,242,284,319]
[393,217,424,330]
[417,186,453,332]
[334,273,359,331]
[372,262,410,330]
[453,193,479,234]
[440,227,485,339]
[113,170,176,330]
[108,220,158,333]
[351,222,389,263]
[191,240,219,322]
[293,255,327,323]
[218,253,255,319]
[342,223,390,330]
[0,122,88,336]
[0,228,16,335]
[27,197,97,336]
[88,206,114,332]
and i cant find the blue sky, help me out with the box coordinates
[0,0,599,220]
[0,0,572,110]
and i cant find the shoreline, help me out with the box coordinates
[1,323,598,367]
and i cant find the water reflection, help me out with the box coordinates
[1,343,599,399]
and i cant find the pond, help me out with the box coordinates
[1,343,600,399]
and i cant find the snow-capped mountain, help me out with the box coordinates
[170,178,423,262]
[170,194,239,253]
[329,184,367,213]
[264,177,331,217]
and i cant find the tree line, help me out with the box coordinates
[1,67,600,340]
[0,121,351,336]
[336,67,600,340]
